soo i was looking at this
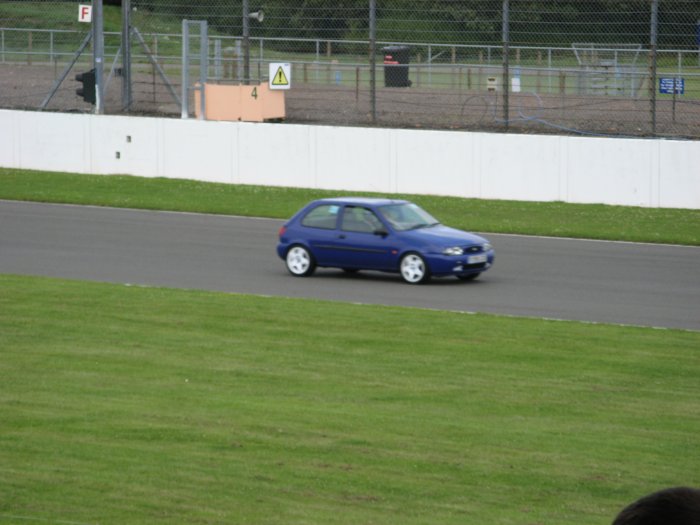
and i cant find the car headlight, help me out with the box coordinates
[442,246,464,256]
[482,243,493,251]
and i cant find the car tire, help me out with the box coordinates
[286,245,316,277]
[400,253,430,284]
[457,273,481,281]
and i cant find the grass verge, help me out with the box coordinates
[1,168,699,245]
[1,274,699,525]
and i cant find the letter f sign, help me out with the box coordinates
[79,4,93,23]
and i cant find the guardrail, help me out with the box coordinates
[4,26,700,70]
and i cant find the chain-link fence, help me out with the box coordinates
[1,0,699,138]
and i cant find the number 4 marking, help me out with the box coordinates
[251,87,258,99]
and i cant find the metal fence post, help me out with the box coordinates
[93,0,105,114]
[502,0,510,130]
[182,20,190,119]
[649,0,658,135]
[122,0,132,111]
[369,0,376,123]
[243,0,250,84]
[214,39,222,79]
[199,21,207,120]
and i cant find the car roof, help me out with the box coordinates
[312,197,409,207]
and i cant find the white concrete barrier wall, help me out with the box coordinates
[1,109,698,209]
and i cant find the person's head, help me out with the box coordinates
[612,487,700,525]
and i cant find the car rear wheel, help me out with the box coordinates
[400,253,430,284]
[457,273,481,281]
[286,245,316,277]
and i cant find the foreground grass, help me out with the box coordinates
[1,168,699,245]
[1,274,698,524]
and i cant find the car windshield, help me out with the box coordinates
[378,203,440,231]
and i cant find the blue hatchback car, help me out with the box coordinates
[277,197,494,284]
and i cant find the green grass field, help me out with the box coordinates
[1,275,699,525]
[1,169,699,523]
[1,168,699,245]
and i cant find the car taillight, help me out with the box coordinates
[278,225,287,237]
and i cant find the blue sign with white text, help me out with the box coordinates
[659,78,684,95]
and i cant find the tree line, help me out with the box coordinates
[130,0,700,49]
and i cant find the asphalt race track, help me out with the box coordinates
[1,200,698,331]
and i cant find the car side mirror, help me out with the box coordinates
[374,228,389,237]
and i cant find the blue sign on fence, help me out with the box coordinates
[659,78,685,95]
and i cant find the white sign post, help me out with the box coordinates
[78,4,92,23]
[269,63,291,90]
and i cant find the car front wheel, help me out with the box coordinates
[286,245,316,277]
[400,253,430,284]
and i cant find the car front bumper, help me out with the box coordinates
[425,250,495,277]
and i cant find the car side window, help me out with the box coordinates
[300,204,340,229]
[341,206,383,233]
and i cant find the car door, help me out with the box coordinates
[297,203,342,266]
[327,206,397,270]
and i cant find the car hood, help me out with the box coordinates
[401,224,488,247]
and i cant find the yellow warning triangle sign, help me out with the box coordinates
[272,66,289,86]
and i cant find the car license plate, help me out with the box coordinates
[467,254,487,264]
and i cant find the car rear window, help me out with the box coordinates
[301,204,340,230]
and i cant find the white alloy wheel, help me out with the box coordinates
[400,253,429,284]
[286,245,315,277]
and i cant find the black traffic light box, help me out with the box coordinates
[75,69,96,104]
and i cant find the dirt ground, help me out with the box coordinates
[2,63,699,139]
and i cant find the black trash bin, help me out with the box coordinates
[382,45,411,87]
